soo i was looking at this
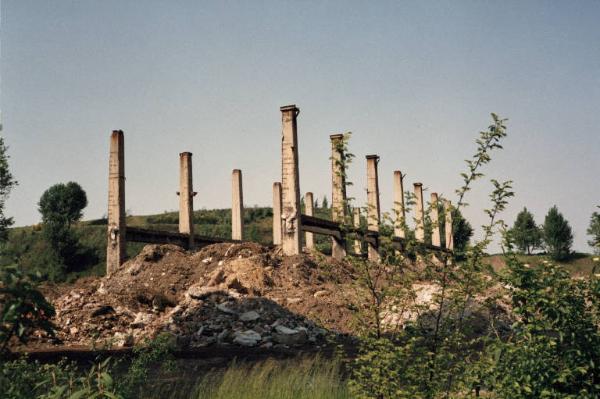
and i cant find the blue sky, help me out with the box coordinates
[2,1,599,252]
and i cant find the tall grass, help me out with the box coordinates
[193,356,350,399]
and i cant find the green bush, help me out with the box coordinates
[0,357,122,399]
[479,256,600,398]
[0,265,55,352]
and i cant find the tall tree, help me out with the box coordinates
[321,195,329,209]
[38,182,88,272]
[509,207,542,254]
[0,137,17,242]
[542,206,573,261]
[587,207,600,255]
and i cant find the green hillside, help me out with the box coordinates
[485,252,598,277]
[0,206,334,282]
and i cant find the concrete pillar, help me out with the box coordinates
[353,208,361,255]
[430,193,441,247]
[444,200,454,251]
[304,192,315,249]
[178,152,195,248]
[280,105,302,255]
[330,134,347,260]
[231,169,244,241]
[393,170,406,239]
[366,155,381,261]
[107,130,126,274]
[414,183,425,243]
[272,182,282,245]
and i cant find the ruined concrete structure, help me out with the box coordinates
[393,170,406,239]
[430,192,441,247]
[178,152,195,248]
[353,208,361,255]
[330,134,347,260]
[231,169,244,241]
[366,155,381,261]
[414,183,425,243]
[304,192,315,249]
[106,130,125,275]
[280,105,302,256]
[445,200,454,251]
[272,182,282,245]
[105,104,453,275]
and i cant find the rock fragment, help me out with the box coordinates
[233,330,261,346]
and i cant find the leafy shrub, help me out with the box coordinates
[121,332,177,397]
[479,256,600,398]
[0,357,122,399]
[0,265,55,352]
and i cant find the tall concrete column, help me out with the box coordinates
[353,208,361,255]
[272,182,282,245]
[430,193,441,247]
[366,155,381,261]
[393,170,406,239]
[107,130,126,274]
[280,105,302,255]
[304,192,315,249]
[414,183,425,243]
[232,169,244,241]
[330,134,347,260]
[178,152,195,248]
[444,200,454,251]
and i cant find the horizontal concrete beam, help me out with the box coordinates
[298,214,451,254]
[126,227,240,250]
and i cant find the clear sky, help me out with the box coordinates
[1,1,599,252]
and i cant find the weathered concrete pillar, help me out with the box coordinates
[107,130,126,274]
[414,183,425,243]
[366,155,381,261]
[280,105,302,255]
[304,192,315,249]
[353,208,361,255]
[430,193,441,247]
[272,182,282,245]
[393,170,406,239]
[444,200,454,251]
[330,134,347,260]
[231,169,244,241]
[178,152,195,248]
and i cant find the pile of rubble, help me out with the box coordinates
[45,243,357,350]
[36,242,511,352]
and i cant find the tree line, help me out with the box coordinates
[508,205,600,260]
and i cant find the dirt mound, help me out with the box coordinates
[42,243,358,350]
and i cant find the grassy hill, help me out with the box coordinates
[0,205,334,282]
[484,252,598,277]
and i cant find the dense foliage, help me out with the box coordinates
[38,182,88,228]
[480,255,600,398]
[0,137,17,242]
[0,266,55,352]
[35,182,97,280]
